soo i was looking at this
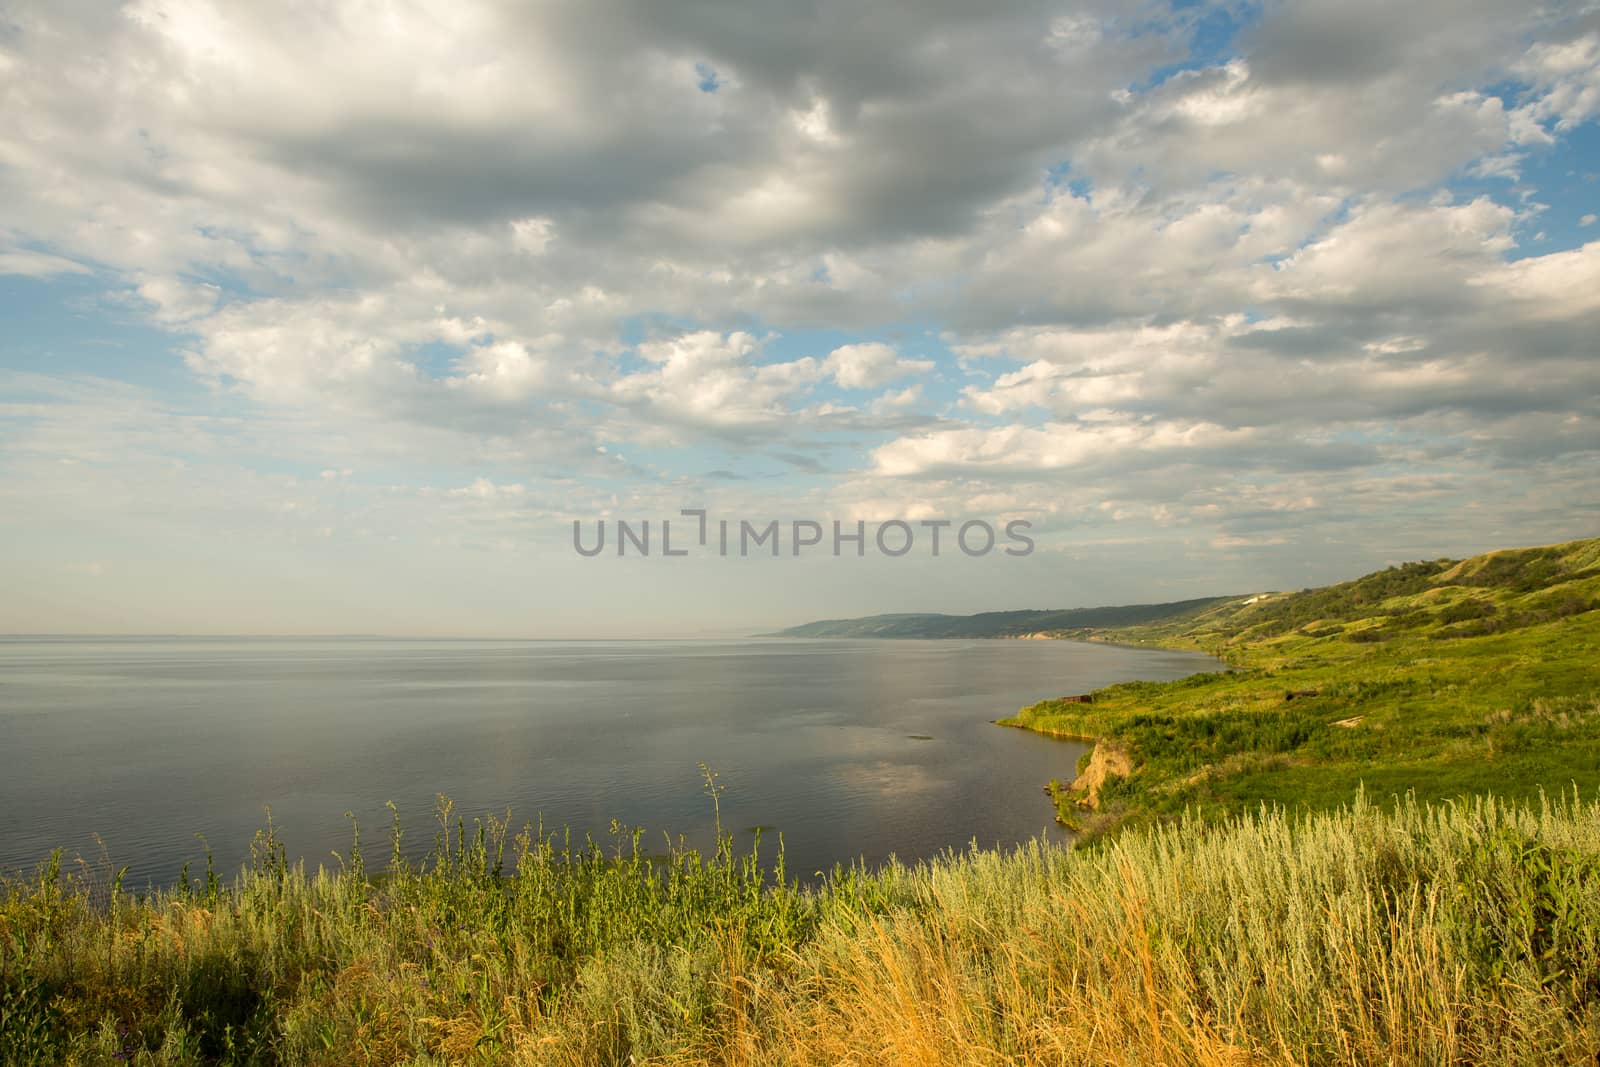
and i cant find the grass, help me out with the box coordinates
[1002,536,1600,837]
[5,791,1600,1064]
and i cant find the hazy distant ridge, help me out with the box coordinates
[769,596,1238,639]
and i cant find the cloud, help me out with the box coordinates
[1511,31,1600,135]
[823,343,933,389]
[0,249,91,277]
[608,331,820,435]
[1,0,1598,632]
[871,419,1264,478]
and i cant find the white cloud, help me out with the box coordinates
[136,275,221,324]
[871,419,1256,478]
[1476,241,1600,320]
[0,250,91,277]
[1511,32,1600,135]
[447,340,549,400]
[609,331,824,434]
[823,343,933,389]
[870,384,924,414]
[449,477,526,500]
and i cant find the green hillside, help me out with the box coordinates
[769,596,1236,638]
[1002,536,1600,836]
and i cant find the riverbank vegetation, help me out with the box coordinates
[1003,537,1600,838]
[5,791,1600,1064]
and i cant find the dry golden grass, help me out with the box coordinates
[4,791,1599,1064]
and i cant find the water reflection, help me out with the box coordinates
[0,637,1218,885]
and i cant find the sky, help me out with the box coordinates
[1,0,1598,637]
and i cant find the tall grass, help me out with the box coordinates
[3,791,1599,1064]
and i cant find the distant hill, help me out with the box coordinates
[767,597,1239,639]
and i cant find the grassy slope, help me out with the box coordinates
[768,595,1236,638]
[1001,537,1600,834]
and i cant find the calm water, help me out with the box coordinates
[0,637,1216,886]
